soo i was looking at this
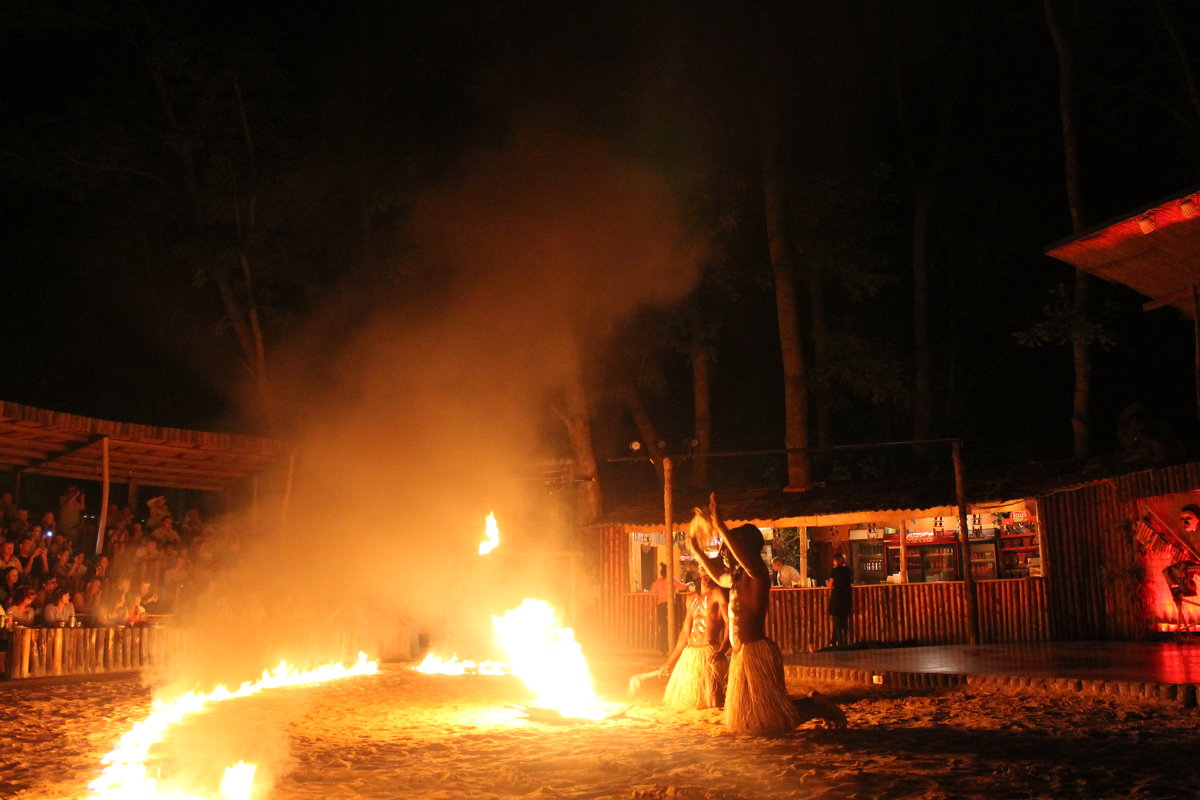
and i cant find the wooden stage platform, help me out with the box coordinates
[783,641,1200,707]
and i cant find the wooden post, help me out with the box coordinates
[952,439,979,644]
[663,456,676,651]
[95,437,110,556]
[799,526,809,586]
[127,477,138,516]
[898,518,910,584]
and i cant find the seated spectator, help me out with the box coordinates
[91,554,111,582]
[106,518,129,545]
[7,508,31,540]
[161,556,189,612]
[52,547,73,583]
[126,591,148,626]
[0,540,20,571]
[42,586,75,627]
[151,516,181,546]
[97,588,130,627]
[136,539,163,586]
[6,586,37,627]
[182,507,203,541]
[63,552,88,590]
[146,496,171,530]
[59,485,85,544]
[33,576,59,612]
[77,578,104,625]
[1,566,22,606]
[17,532,50,583]
[0,492,16,526]
[136,580,160,617]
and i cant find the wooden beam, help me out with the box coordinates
[15,434,105,474]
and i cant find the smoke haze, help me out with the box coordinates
[165,122,708,693]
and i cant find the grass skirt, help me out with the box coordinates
[724,638,800,735]
[662,644,727,710]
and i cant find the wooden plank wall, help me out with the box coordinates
[766,581,1046,653]
[596,524,1052,652]
[977,578,1049,643]
[1038,483,1116,640]
[1037,461,1200,641]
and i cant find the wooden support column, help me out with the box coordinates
[127,478,138,516]
[799,526,809,586]
[663,457,676,651]
[953,439,979,644]
[95,437,110,556]
[898,519,910,584]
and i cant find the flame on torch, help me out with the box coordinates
[479,512,500,555]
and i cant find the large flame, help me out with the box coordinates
[479,511,501,555]
[493,599,600,718]
[87,652,378,800]
[414,599,609,720]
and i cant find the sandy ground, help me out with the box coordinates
[5,656,1200,800]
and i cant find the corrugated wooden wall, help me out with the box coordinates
[1038,462,1200,641]
[977,578,1049,643]
[595,463,1200,652]
[597,516,1052,651]
[766,580,1046,653]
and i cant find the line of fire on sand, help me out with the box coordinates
[86,653,379,800]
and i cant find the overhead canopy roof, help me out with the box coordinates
[1046,184,1200,317]
[0,401,288,492]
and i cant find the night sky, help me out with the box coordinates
[3,1,1200,498]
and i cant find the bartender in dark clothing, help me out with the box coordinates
[828,552,853,647]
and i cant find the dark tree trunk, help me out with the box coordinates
[1044,0,1092,459]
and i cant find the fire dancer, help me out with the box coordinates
[689,494,846,735]
[659,573,729,710]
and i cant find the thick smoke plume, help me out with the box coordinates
[168,123,707,690]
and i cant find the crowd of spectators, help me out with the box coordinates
[0,487,229,632]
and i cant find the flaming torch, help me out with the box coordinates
[479,511,501,555]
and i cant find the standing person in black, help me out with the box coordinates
[828,553,853,647]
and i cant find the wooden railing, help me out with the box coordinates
[2,622,416,681]
[767,579,1048,653]
[3,626,166,679]
[596,579,1049,654]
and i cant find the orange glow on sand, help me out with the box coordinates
[86,653,378,800]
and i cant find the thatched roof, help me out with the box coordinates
[0,401,287,492]
[1046,184,1200,317]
